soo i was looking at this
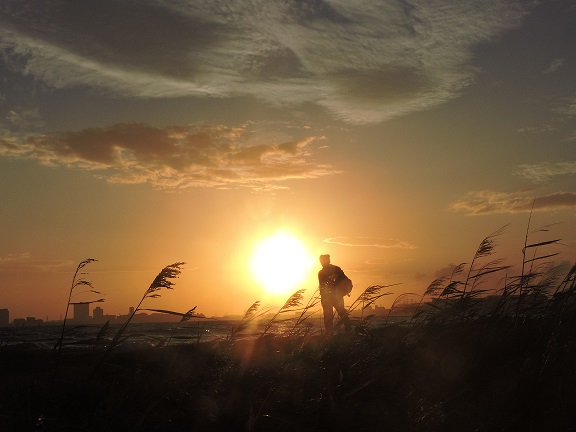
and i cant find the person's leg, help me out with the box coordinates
[321,295,334,334]
[334,295,352,331]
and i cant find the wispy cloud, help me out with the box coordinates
[451,190,576,215]
[0,122,337,189]
[0,252,71,272]
[0,0,530,123]
[0,252,31,263]
[324,237,418,249]
[517,95,575,140]
[434,263,463,279]
[3,108,45,132]
[543,58,565,74]
[553,96,576,118]
[515,162,576,183]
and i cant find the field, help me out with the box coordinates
[2,305,576,431]
[2,227,576,431]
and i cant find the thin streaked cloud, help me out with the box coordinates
[3,108,45,132]
[553,96,576,118]
[324,237,418,249]
[0,252,31,263]
[0,252,72,272]
[515,162,576,183]
[450,190,576,215]
[544,58,565,74]
[0,0,530,124]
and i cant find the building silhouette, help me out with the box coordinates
[73,303,90,323]
[0,309,9,327]
[12,316,43,326]
[93,306,104,320]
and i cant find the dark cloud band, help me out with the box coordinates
[0,123,337,189]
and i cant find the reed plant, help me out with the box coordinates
[513,218,561,322]
[54,258,102,350]
[287,288,321,338]
[148,307,199,346]
[384,292,419,325]
[42,259,102,428]
[10,219,576,432]
[259,289,306,339]
[338,284,396,331]
[112,262,185,346]
[348,284,398,315]
[5,247,576,431]
[415,227,512,325]
[94,262,187,369]
[412,213,574,331]
[228,301,271,341]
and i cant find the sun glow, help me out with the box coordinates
[249,230,316,296]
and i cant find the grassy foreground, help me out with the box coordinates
[2,223,576,431]
[1,314,575,432]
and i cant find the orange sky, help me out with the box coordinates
[1,0,576,320]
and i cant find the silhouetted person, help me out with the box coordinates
[318,254,352,335]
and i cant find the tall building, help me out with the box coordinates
[73,303,90,323]
[0,309,8,327]
[92,306,104,323]
[93,306,104,320]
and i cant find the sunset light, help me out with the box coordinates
[249,231,315,297]
[2,1,576,430]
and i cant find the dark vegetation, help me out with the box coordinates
[1,220,576,431]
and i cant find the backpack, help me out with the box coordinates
[337,276,353,297]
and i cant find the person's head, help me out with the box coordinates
[319,254,331,267]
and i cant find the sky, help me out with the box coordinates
[1,0,576,320]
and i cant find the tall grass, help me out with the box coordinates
[228,301,271,341]
[343,284,396,330]
[224,216,570,339]
[288,288,321,338]
[109,262,185,349]
[413,214,573,330]
[43,258,101,428]
[259,289,305,339]
[54,258,101,351]
[92,262,188,371]
[411,227,514,325]
[7,223,576,431]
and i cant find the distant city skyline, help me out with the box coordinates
[2,301,397,325]
[2,304,191,325]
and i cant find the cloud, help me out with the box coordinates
[323,237,418,249]
[517,125,559,135]
[434,263,465,278]
[544,58,565,74]
[515,162,576,183]
[0,252,31,263]
[0,122,337,189]
[0,0,530,123]
[0,252,71,272]
[365,258,390,265]
[450,190,576,215]
[553,97,576,118]
[3,108,45,132]
[517,95,575,141]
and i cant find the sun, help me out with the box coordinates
[249,230,316,297]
